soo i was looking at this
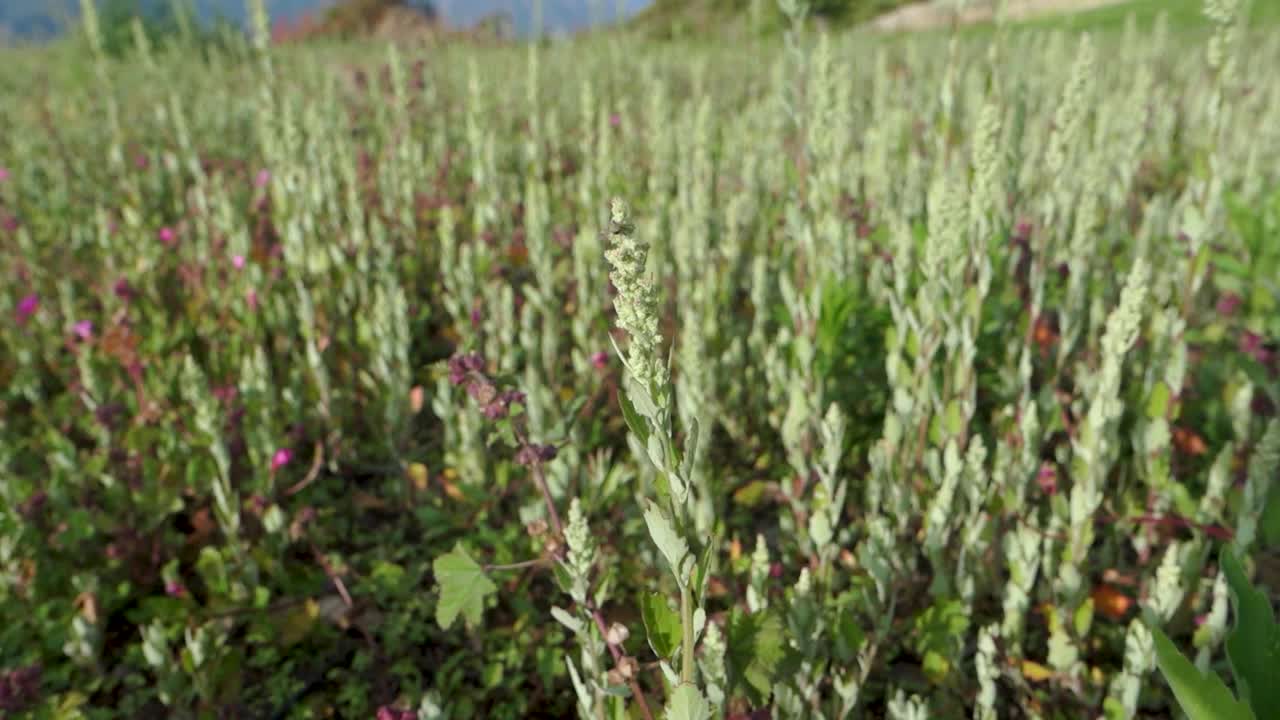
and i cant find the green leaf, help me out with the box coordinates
[433,544,497,630]
[618,387,650,446]
[727,608,793,707]
[664,683,711,720]
[1261,483,1280,548]
[1151,625,1254,720]
[643,502,690,583]
[1222,550,1280,716]
[640,592,682,660]
[1147,381,1172,420]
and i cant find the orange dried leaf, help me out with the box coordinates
[1091,584,1133,620]
[1171,426,1208,456]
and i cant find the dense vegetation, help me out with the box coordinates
[1,0,1278,717]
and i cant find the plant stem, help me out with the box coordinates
[680,580,695,685]
[484,558,544,572]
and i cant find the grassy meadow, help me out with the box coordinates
[1,0,1279,718]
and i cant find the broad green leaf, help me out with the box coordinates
[433,544,497,629]
[664,683,711,720]
[640,592,682,660]
[1222,550,1280,716]
[1151,625,1254,720]
[727,608,792,707]
[643,502,690,583]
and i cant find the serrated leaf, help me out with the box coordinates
[727,608,793,707]
[643,502,689,584]
[664,683,711,720]
[1151,625,1254,720]
[640,592,682,660]
[1222,550,1280,716]
[433,544,497,629]
[618,387,650,446]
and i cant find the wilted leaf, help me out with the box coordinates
[1091,585,1133,621]
[433,544,497,629]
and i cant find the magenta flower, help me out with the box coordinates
[0,167,9,182]
[114,279,136,301]
[164,580,187,598]
[1036,462,1058,495]
[135,154,149,170]
[255,169,271,188]
[1217,292,1243,316]
[232,254,246,270]
[245,289,259,311]
[15,294,38,324]
[1240,331,1273,365]
[158,227,177,246]
[591,351,609,370]
[271,448,294,472]
[609,113,621,128]
[72,320,94,341]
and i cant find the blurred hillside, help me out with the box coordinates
[0,0,652,43]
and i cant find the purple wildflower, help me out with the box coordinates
[591,351,609,370]
[158,226,177,246]
[15,294,37,324]
[0,167,9,183]
[255,169,271,188]
[609,113,621,128]
[73,320,94,341]
[232,254,246,270]
[164,580,187,598]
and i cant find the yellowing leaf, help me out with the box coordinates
[1022,660,1054,683]
[279,598,319,646]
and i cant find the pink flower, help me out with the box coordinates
[271,448,294,472]
[1217,292,1242,316]
[0,167,9,182]
[609,113,621,128]
[158,227,177,246]
[246,289,259,311]
[591,351,609,370]
[232,254,246,270]
[1036,462,1058,495]
[15,294,38,324]
[164,580,187,598]
[135,154,149,170]
[1240,331,1273,365]
[73,320,94,340]
[255,169,271,188]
